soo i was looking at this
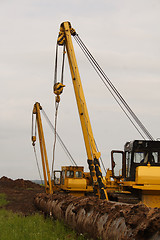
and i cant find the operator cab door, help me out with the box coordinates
[111,150,126,179]
[111,150,137,180]
[53,171,61,185]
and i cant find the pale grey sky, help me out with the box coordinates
[1,0,160,179]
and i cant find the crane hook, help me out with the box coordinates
[53,82,65,103]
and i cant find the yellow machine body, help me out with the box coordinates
[53,166,93,196]
[111,165,160,208]
[32,23,160,208]
[135,165,160,186]
[133,165,160,208]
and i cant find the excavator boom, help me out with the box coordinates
[55,22,108,199]
[32,102,53,194]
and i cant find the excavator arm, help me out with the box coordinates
[32,102,53,194]
[54,21,108,200]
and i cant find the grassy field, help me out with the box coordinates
[0,194,87,240]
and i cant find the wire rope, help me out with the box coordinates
[31,112,43,184]
[52,101,59,176]
[74,35,146,140]
[41,109,77,166]
[33,145,43,184]
[74,34,154,141]
[54,44,58,85]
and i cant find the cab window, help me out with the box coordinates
[126,151,131,178]
[134,152,144,163]
[75,171,82,178]
[66,170,74,178]
[54,171,61,185]
[134,151,159,164]
[62,170,65,185]
[152,152,159,163]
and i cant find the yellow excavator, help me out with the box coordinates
[32,21,160,208]
[111,140,160,207]
[32,102,94,197]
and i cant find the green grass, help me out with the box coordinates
[0,194,87,240]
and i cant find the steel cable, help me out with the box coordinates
[33,145,43,185]
[74,35,146,140]
[42,109,77,166]
[52,101,59,176]
[31,112,43,184]
[54,44,58,85]
[74,34,154,140]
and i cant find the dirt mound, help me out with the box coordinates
[35,193,160,240]
[0,176,44,215]
[0,176,42,189]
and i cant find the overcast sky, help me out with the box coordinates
[1,0,160,180]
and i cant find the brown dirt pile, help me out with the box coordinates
[35,193,160,240]
[0,176,44,215]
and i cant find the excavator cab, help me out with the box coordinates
[112,140,160,207]
[52,166,89,196]
[53,166,84,185]
[111,140,160,181]
[124,140,160,181]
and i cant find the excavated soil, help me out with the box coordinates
[0,176,45,215]
[35,193,160,240]
[1,176,160,239]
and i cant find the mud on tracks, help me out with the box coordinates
[0,176,45,215]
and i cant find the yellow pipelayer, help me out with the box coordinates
[56,21,108,200]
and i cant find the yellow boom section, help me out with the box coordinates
[56,22,108,200]
[32,102,53,194]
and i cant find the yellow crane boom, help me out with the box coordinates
[54,21,108,200]
[32,102,53,194]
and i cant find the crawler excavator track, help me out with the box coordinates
[108,192,140,204]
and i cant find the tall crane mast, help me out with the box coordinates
[32,102,53,194]
[54,22,108,200]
